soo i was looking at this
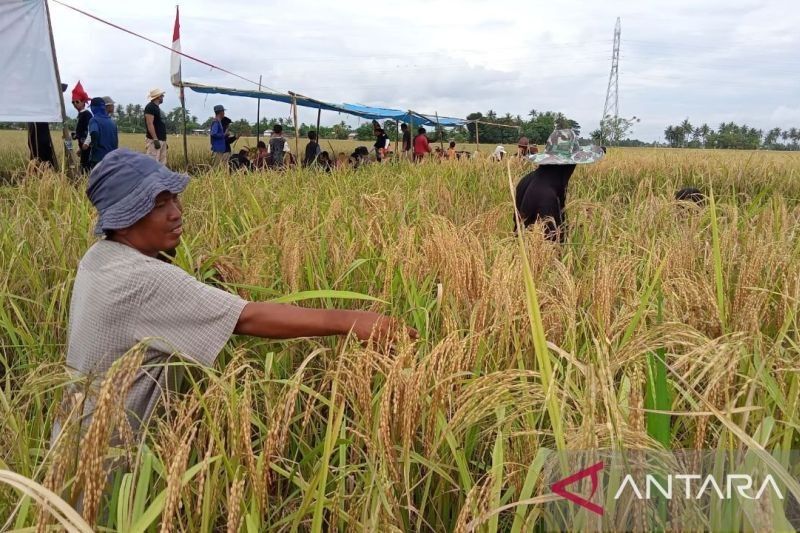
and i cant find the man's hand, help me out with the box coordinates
[349,311,418,345]
[153,139,162,150]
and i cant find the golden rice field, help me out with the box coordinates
[2,130,800,531]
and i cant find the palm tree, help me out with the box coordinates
[692,127,702,146]
[700,124,711,148]
[679,119,693,147]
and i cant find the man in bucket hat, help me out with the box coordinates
[56,149,416,441]
[513,129,604,241]
[144,88,168,165]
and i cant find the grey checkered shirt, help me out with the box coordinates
[61,240,247,436]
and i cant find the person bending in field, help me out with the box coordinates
[52,149,416,443]
[514,129,604,242]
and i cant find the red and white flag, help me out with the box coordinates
[170,5,181,86]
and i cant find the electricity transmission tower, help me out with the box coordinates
[600,17,621,144]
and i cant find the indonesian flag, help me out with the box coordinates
[170,6,181,86]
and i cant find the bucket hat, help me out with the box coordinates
[87,149,189,236]
[527,129,604,165]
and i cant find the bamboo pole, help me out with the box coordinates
[316,105,321,139]
[44,0,76,180]
[435,111,444,152]
[291,93,300,159]
[474,120,480,153]
[395,119,400,155]
[256,75,262,145]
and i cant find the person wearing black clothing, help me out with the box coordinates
[221,116,238,154]
[144,88,168,165]
[514,164,576,241]
[27,123,58,169]
[268,124,288,169]
[401,123,411,158]
[374,128,389,162]
[70,82,92,173]
[304,130,321,167]
[318,151,333,172]
[513,129,605,242]
[229,149,252,172]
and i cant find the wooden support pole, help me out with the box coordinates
[256,75,262,145]
[316,105,321,139]
[44,0,76,179]
[474,120,480,153]
[291,93,300,159]
[395,119,400,155]
[435,111,444,152]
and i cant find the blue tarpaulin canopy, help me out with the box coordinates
[183,82,466,127]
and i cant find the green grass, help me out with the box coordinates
[1,144,800,530]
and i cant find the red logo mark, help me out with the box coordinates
[551,461,604,516]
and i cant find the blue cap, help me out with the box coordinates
[86,148,189,236]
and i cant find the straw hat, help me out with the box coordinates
[147,88,166,101]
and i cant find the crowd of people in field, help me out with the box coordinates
[207,113,547,174]
[30,81,570,178]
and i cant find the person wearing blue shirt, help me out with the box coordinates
[210,105,228,165]
[87,97,119,169]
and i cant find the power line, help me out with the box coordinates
[49,0,276,91]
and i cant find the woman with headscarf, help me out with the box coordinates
[491,145,507,161]
[514,129,604,242]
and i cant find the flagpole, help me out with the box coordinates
[171,5,188,169]
[44,0,77,180]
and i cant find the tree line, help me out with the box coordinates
[3,106,799,151]
[664,119,800,150]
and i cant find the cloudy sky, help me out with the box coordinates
[50,0,799,142]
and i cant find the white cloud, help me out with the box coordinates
[46,0,800,142]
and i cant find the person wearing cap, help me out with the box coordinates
[71,81,93,173]
[55,148,416,441]
[86,97,119,169]
[144,88,168,165]
[102,96,115,118]
[514,129,604,241]
[210,105,228,165]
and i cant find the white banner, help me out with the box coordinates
[0,0,62,122]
